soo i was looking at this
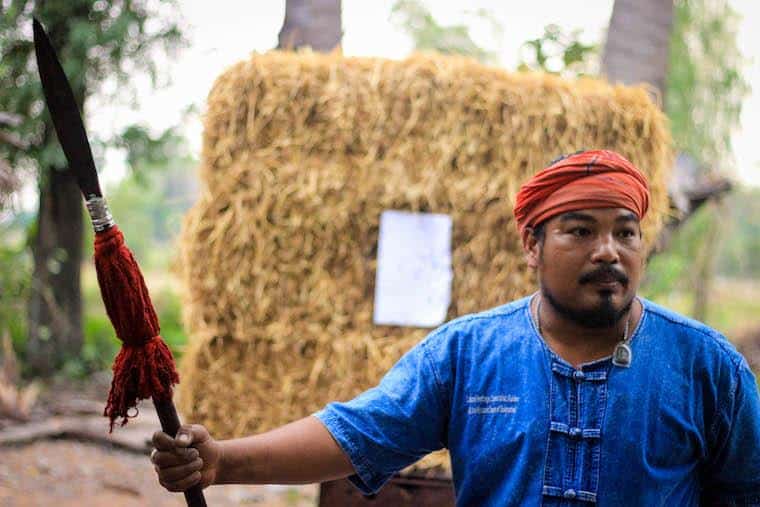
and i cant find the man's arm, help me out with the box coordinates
[153,331,451,494]
[701,360,760,504]
[216,415,354,484]
[151,415,355,491]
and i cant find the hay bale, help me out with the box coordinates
[176,51,673,473]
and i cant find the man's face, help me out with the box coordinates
[524,207,645,328]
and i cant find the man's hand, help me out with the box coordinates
[151,424,222,492]
[151,416,354,488]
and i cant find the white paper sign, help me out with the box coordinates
[373,210,453,328]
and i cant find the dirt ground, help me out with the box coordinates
[0,375,318,507]
[0,440,318,507]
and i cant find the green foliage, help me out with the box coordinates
[64,129,196,376]
[113,124,187,182]
[65,265,188,377]
[64,132,197,376]
[149,284,187,356]
[642,203,715,301]
[0,0,186,174]
[0,220,32,355]
[391,2,597,76]
[0,1,187,376]
[640,252,686,301]
[70,275,118,376]
[704,279,760,337]
[518,24,598,77]
[714,187,760,277]
[391,0,500,63]
[645,0,753,328]
[641,194,760,336]
[105,131,197,269]
[666,0,749,169]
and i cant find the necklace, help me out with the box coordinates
[534,296,632,368]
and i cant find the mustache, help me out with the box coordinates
[579,265,629,285]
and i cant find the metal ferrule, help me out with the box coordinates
[85,196,116,232]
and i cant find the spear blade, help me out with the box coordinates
[33,17,102,198]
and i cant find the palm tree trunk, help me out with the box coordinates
[601,0,674,99]
[278,0,342,51]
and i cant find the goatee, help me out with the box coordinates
[541,285,633,329]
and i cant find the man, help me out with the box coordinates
[152,150,760,505]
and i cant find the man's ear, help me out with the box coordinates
[522,227,541,269]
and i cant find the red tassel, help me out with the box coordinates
[94,226,179,431]
[104,336,179,431]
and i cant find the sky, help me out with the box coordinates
[87,0,760,188]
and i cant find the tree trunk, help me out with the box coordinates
[26,16,87,375]
[26,164,83,374]
[601,0,674,99]
[278,0,342,51]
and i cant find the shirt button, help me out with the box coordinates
[569,427,582,439]
[563,489,577,500]
[573,370,585,381]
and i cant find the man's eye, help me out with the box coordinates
[618,229,637,238]
[571,227,591,237]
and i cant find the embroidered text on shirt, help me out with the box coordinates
[466,394,520,415]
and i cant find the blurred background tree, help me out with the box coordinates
[602,0,674,99]
[642,0,750,322]
[0,0,185,375]
[518,24,598,77]
[667,0,748,169]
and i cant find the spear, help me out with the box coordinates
[33,17,207,507]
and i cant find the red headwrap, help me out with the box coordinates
[513,149,649,235]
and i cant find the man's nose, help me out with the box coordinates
[590,234,620,264]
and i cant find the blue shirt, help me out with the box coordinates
[314,296,760,506]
